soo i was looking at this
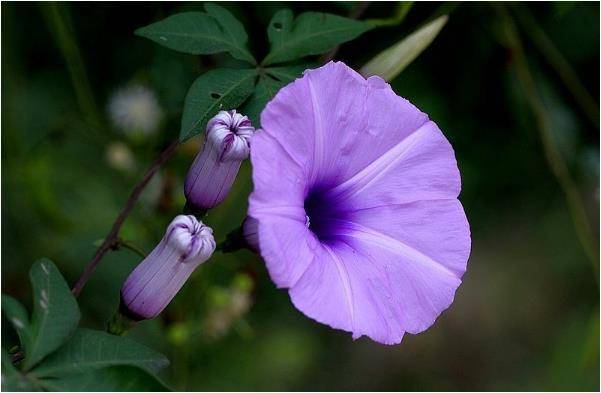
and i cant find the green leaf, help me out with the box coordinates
[204,3,252,60]
[2,294,31,349]
[262,10,373,65]
[241,76,282,128]
[242,64,311,127]
[37,366,169,392]
[1,348,37,391]
[31,328,169,377]
[136,11,255,64]
[265,64,312,82]
[180,68,257,141]
[360,15,448,81]
[22,259,80,371]
[2,348,19,378]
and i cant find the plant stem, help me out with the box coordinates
[512,5,599,128]
[367,1,413,27]
[106,310,138,336]
[215,225,247,253]
[495,5,599,276]
[116,238,148,259]
[72,140,179,297]
[42,3,103,134]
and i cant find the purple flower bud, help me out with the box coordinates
[121,215,216,320]
[184,110,255,210]
[242,216,260,253]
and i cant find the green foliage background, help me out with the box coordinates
[2,2,599,391]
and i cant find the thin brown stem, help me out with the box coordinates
[495,5,599,276]
[71,140,179,297]
[512,5,599,128]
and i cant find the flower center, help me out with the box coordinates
[304,188,346,244]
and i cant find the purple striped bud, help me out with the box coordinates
[121,215,216,320]
[242,216,260,253]
[184,110,255,210]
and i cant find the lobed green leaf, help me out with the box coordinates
[262,10,374,66]
[36,366,170,392]
[31,328,169,378]
[136,9,255,64]
[180,68,257,141]
[204,3,249,51]
[242,64,312,127]
[265,63,313,82]
[241,76,282,128]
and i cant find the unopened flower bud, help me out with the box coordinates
[120,215,215,320]
[184,110,255,210]
[242,217,260,253]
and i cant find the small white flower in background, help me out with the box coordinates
[204,273,254,339]
[105,141,136,174]
[108,85,163,137]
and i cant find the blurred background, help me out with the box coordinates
[2,2,599,391]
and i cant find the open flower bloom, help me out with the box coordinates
[248,62,471,345]
[121,215,216,320]
[184,110,255,210]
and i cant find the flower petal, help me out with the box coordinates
[250,61,470,345]
[289,220,463,343]
[346,199,470,278]
[260,61,431,189]
[255,214,319,288]
[250,108,317,289]
[340,224,463,335]
[326,120,461,209]
[289,241,406,345]
[248,129,308,215]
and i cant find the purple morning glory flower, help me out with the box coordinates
[248,62,471,345]
[184,110,255,210]
[121,215,216,320]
